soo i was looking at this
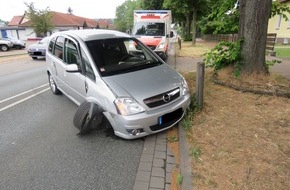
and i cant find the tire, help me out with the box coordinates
[0,45,9,52]
[73,101,103,135]
[48,74,61,95]
[32,57,37,60]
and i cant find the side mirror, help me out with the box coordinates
[66,64,80,73]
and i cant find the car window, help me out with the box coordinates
[53,36,64,60]
[64,39,80,67]
[134,22,165,36]
[81,48,95,81]
[48,37,56,53]
[86,37,161,77]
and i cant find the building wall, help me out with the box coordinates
[268,1,290,44]
[5,29,26,40]
[3,26,92,41]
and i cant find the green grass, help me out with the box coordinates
[191,145,202,161]
[274,47,290,59]
[177,173,183,184]
[167,135,178,142]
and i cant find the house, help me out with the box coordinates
[95,19,114,29]
[268,0,290,44]
[1,11,114,40]
[1,15,27,39]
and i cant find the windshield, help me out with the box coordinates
[39,37,49,44]
[133,22,165,36]
[86,37,162,77]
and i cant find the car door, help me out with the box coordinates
[61,38,87,105]
[50,36,66,91]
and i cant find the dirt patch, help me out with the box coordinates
[174,40,290,189]
[183,70,290,190]
[213,67,290,98]
[176,40,217,58]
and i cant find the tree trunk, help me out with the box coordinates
[238,0,272,75]
[191,7,197,46]
[185,15,191,39]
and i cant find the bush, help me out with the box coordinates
[203,40,242,76]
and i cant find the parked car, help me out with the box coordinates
[0,39,13,51]
[2,37,26,49]
[27,37,49,59]
[46,29,191,139]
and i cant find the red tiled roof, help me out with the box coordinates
[20,11,98,28]
[9,11,115,29]
[8,16,24,26]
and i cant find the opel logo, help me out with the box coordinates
[162,93,171,102]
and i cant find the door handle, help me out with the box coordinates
[85,81,88,93]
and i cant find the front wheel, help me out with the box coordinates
[73,101,103,135]
[48,74,61,95]
[0,45,9,51]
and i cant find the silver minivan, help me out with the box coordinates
[46,29,190,139]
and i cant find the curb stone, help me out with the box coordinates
[178,124,193,190]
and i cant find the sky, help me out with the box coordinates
[0,0,126,22]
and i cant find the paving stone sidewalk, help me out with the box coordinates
[133,132,177,190]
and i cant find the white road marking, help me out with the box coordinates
[0,84,50,112]
[0,84,49,103]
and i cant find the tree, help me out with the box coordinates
[238,0,272,75]
[25,2,54,37]
[163,0,206,45]
[67,7,73,15]
[114,0,140,32]
[139,0,164,10]
[198,0,239,34]
[204,0,290,76]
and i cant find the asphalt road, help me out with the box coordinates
[0,56,144,190]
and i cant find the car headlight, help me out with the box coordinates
[157,42,165,49]
[114,97,145,116]
[182,77,189,95]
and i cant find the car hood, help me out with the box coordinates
[102,64,183,106]
[28,43,47,50]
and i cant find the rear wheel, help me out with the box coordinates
[48,74,61,94]
[32,57,37,60]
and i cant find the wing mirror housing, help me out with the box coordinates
[66,64,80,73]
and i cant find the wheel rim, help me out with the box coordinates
[2,46,8,51]
[49,75,56,92]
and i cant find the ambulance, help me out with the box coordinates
[132,10,173,60]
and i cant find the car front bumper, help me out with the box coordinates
[104,93,191,139]
[28,50,46,57]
